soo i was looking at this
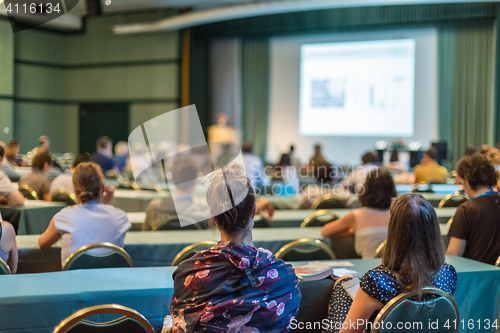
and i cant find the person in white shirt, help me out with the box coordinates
[38,162,131,266]
[0,145,24,206]
[50,153,90,196]
[0,210,18,274]
[341,151,379,193]
[241,142,266,188]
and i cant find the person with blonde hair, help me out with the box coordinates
[38,162,130,266]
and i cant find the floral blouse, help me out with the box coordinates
[170,241,302,332]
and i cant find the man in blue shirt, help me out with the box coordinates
[90,136,115,173]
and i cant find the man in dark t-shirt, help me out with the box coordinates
[447,153,500,265]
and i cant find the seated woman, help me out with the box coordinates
[322,168,397,259]
[323,194,457,333]
[38,162,131,266]
[18,151,53,201]
[169,162,301,332]
[0,212,18,273]
[270,153,299,196]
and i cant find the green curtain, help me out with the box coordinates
[241,38,269,159]
[439,22,495,168]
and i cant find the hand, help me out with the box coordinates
[256,199,274,219]
[102,186,115,204]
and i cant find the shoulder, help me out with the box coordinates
[361,266,399,302]
[0,221,15,236]
[101,204,127,217]
[433,263,458,296]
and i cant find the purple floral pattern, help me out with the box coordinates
[170,241,301,332]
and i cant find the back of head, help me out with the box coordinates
[290,145,295,153]
[277,153,290,167]
[242,142,253,154]
[73,162,103,204]
[0,145,4,161]
[359,168,397,209]
[479,144,491,155]
[6,140,19,157]
[463,145,477,157]
[314,161,333,183]
[96,136,112,150]
[206,162,255,235]
[362,151,377,165]
[32,151,53,170]
[38,135,49,148]
[389,150,399,163]
[114,141,129,156]
[383,194,444,291]
[486,148,500,166]
[456,153,498,191]
[314,144,321,154]
[425,147,438,161]
[171,157,199,192]
[72,153,91,168]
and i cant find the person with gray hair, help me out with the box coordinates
[168,162,301,333]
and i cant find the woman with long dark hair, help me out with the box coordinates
[323,194,457,333]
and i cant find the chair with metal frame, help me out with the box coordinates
[300,210,339,228]
[370,287,459,333]
[52,304,154,333]
[447,217,453,226]
[374,240,387,259]
[62,242,134,271]
[311,193,347,209]
[51,189,78,205]
[275,238,336,261]
[0,258,11,275]
[495,256,500,267]
[171,241,218,266]
[104,170,124,184]
[152,215,203,231]
[19,185,39,200]
[438,193,468,208]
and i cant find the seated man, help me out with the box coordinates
[18,151,52,201]
[447,153,500,265]
[414,147,448,184]
[50,153,91,196]
[0,145,24,206]
[0,141,21,182]
[90,136,115,174]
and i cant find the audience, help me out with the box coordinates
[18,151,53,201]
[5,140,24,166]
[386,150,407,174]
[113,141,129,172]
[270,153,299,194]
[49,153,91,196]
[463,144,477,157]
[322,168,397,259]
[90,136,115,173]
[241,142,266,188]
[294,161,353,209]
[479,144,491,155]
[324,194,457,333]
[307,144,328,170]
[168,162,301,332]
[38,162,130,266]
[447,154,500,265]
[30,135,50,157]
[0,141,22,182]
[0,146,24,206]
[341,151,378,192]
[414,147,448,184]
[0,211,18,273]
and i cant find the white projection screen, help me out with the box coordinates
[300,39,415,137]
[267,28,438,165]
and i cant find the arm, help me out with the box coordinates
[256,199,274,218]
[339,289,384,333]
[7,191,24,206]
[38,219,61,249]
[321,212,356,238]
[43,193,51,202]
[446,237,467,257]
[2,222,18,274]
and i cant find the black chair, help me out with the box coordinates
[171,241,218,266]
[19,185,39,200]
[0,258,11,275]
[52,304,154,333]
[311,194,347,209]
[438,193,469,208]
[371,287,459,333]
[51,190,77,205]
[62,243,133,271]
[152,215,202,231]
[301,210,339,227]
[275,238,336,261]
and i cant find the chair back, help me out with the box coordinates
[371,287,459,333]
[275,238,336,261]
[311,193,347,209]
[447,217,453,226]
[495,256,500,267]
[152,215,202,231]
[301,210,339,228]
[51,190,77,205]
[374,240,386,259]
[171,241,218,266]
[62,243,133,271]
[254,215,273,228]
[0,258,12,275]
[19,185,39,200]
[53,304,154,333]
[438,193,469,208]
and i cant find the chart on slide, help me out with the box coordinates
[300,39,416,137]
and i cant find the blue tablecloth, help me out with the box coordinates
[0,256,497,333]
[0,201,67,235]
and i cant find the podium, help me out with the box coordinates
[207,125,241,166]
[207,125,240,145]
